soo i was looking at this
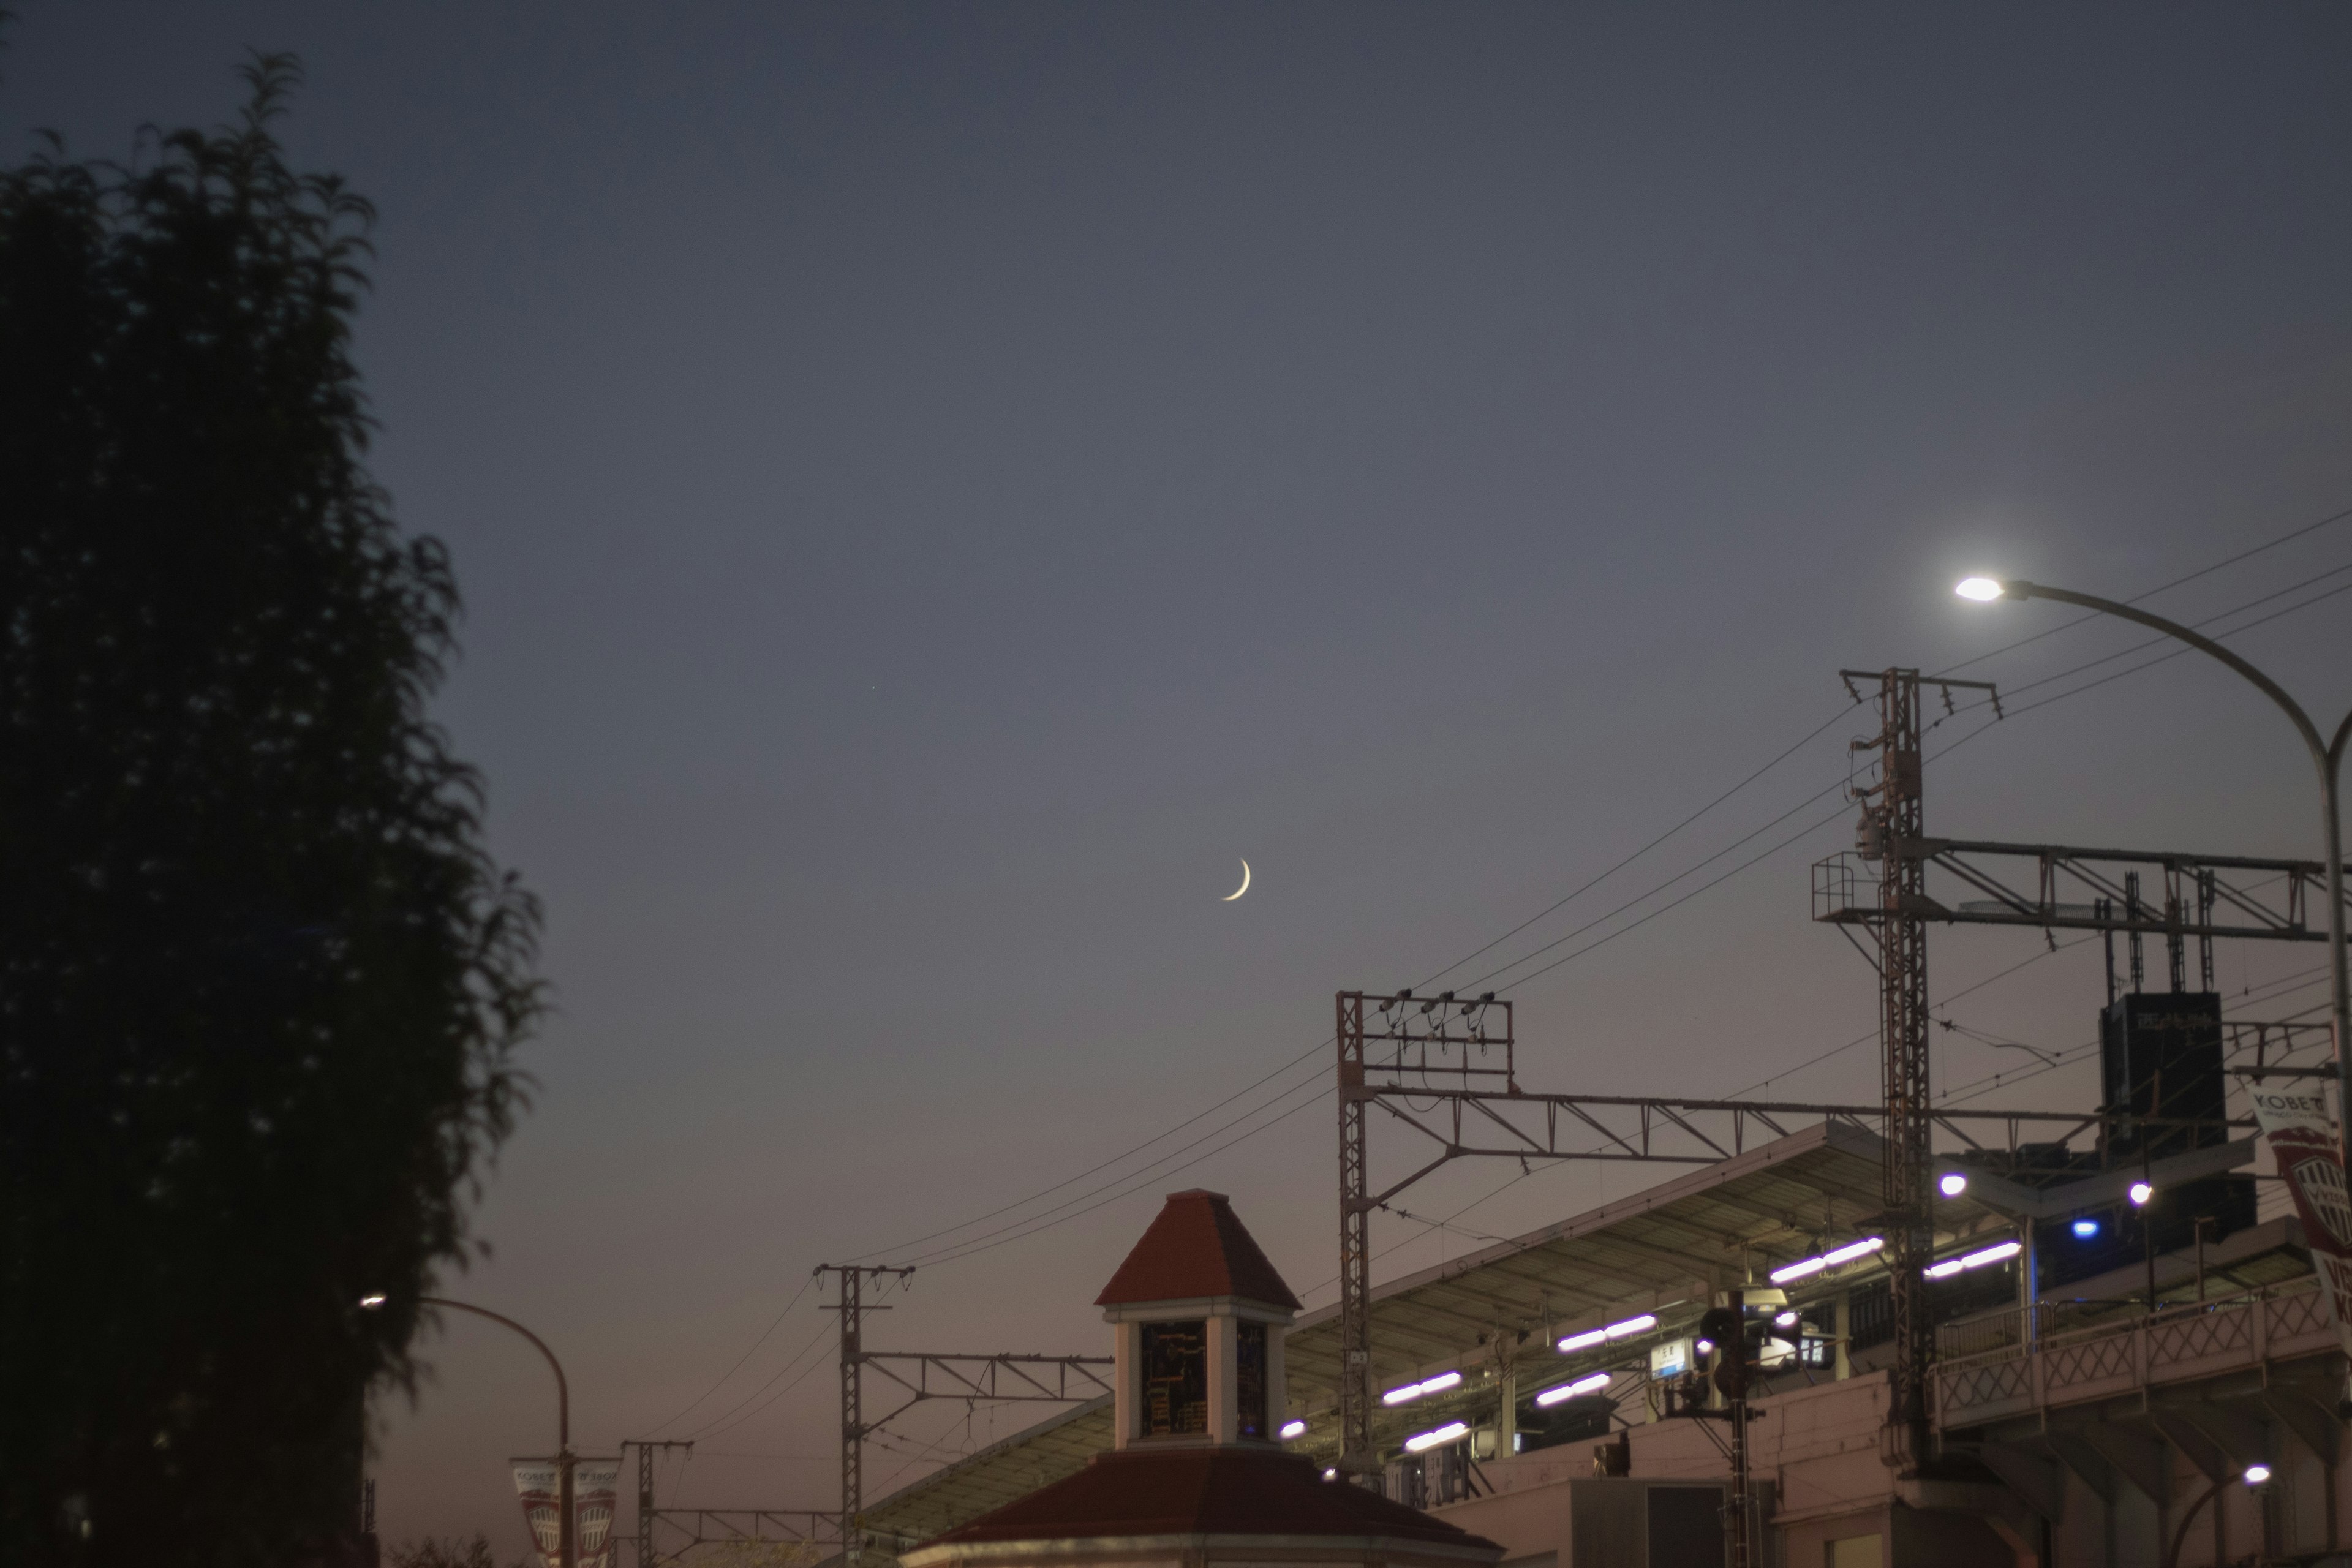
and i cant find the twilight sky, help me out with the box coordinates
[11,2,2352,1553]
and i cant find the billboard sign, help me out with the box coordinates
[2247,1082,2352,1357]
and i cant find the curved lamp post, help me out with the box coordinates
[1955,576,2352,1168]
[361,1293,576,1568]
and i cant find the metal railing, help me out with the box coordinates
[1934,1275,2332,1430]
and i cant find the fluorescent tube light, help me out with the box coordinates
[1382,1370,1461,1406]
[1403,1421,1471,1454]
[1770,1237,1883,1284]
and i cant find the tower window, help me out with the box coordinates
[1237,1320,1268,1439]
[1139,1320,1207,1436]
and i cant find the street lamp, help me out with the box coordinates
[1956,575,2352,1170]
[363,1294,577,1568]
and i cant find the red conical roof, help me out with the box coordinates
[1095,1189,1303,1311]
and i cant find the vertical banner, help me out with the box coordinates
[511,1458,623,1568]
[572,1460,620,1568]
[2248,1082,2352,1355]
[512,1463,561,1568]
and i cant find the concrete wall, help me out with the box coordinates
[1437,1374,2015,1568]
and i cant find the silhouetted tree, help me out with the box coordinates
[388,1534,533,1568]
[0,56,543,1567]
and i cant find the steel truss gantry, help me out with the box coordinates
[821,1264,1112,1568]
[1814,837,2352,944]
[856,1351,1115,1438]
[1357,1088,2241,1196]
[644,1509,843,1562]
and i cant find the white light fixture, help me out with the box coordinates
[2129,1181,2154,1207]
[1534,1372,1613,1408]
[1382,1370,1462,1406]
[1923,1240,2022,1280]
[1774,1310,1799,1328]
[2244,1464,2272,1486]
[1559,1313,1657,1352]
[1279,1419,1307,1441]
[1322,1469,1338,1481]
[1938,1172,1969,1198]
[1955,578,2005,601]
[358,1294,388,1310]
[1694,1338,1714,1354]
[1770,1237,1885,1284]
[1404,1421,1471,1454]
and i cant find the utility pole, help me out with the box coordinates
[1337,990,1376,1489]
[1842,668,1996,1474]
[1336,990,1515,1493]
[620,1439,694,1568]
[820,1264,913,1568]
[1725,1289,1752,1568]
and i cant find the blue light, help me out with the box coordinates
[2071,1218,2101,1240]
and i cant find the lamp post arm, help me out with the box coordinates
[1995,576,2352,1177]
[421,1296,570,1449]
[2002,581,2329,764]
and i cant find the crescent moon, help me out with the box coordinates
[1221,859,1251,901]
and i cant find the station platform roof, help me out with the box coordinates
[862,1115,2089,1554]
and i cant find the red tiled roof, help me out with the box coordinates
[921,1447,1500,1550]
[1094,1191,1303,1311]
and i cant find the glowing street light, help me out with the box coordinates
[1937,1172,1969,1198]
[1279,1419,1308,1441]
[2129,1181,2154,1207]
[2244,1463,2273,1486]
[1958,572,2352,1172]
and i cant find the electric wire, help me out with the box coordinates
[844,1033,1335,1264]
[644,1271,818,1436]
[901,1074,1336,1268]
[1417,704,1855,989]
[673,1314,838,1442]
